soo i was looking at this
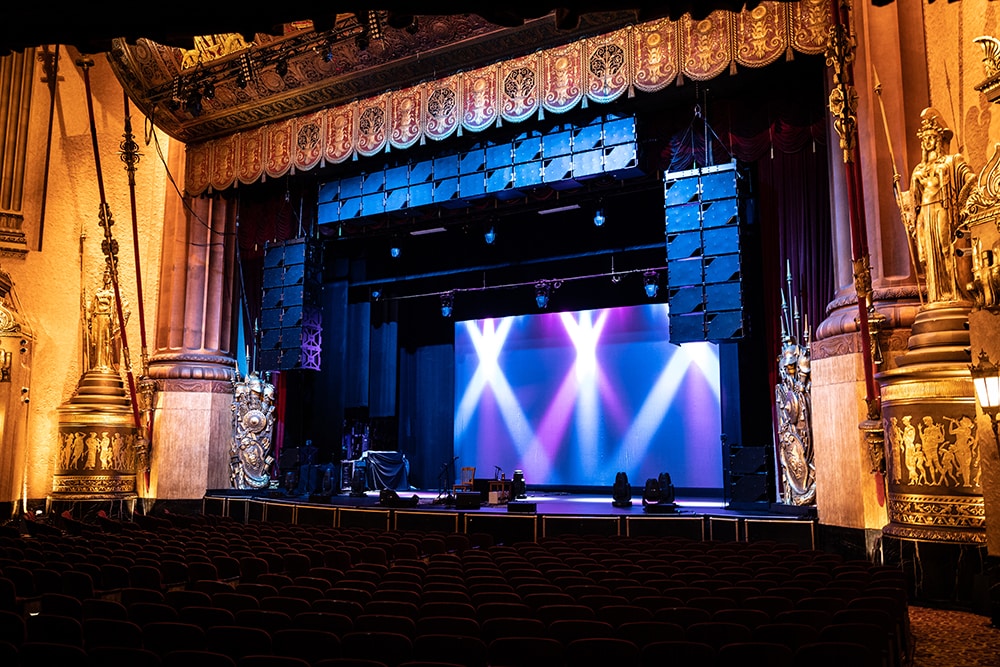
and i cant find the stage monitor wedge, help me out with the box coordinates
[664,162,748,343]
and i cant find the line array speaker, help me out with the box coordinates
[663,162,747,343]
[259,238,323,371]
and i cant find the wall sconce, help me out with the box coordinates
[970,349,1000,428]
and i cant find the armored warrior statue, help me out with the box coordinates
[230,370,276,489]
[775,266,815,506]
[899,108,977,304]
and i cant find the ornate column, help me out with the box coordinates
[146,144,238,500]
[811,0,926,539]
[0,268,32,511]
[0,48,35,257]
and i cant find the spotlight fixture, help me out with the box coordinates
[201,80,215,100]
[440,292,454,318]
[236,54,255,89]
[366,10,384,40]
[535,282,551,310]
[593,208,606,227]
[643,270,659,298]
[275,57,289,77]
[371,288,382,301]
[390,245,401,258]
[484,225,496,245]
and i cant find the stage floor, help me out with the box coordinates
[204,488,819,549]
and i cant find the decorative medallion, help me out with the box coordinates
[462,64,498,133]
[356,94,389,156]
[324,105,356,164]
[586,29,630,103]
[790,0,832,55]
[293,111,325,172]
[425,77,460,141]
[681,11,731,81]
[264,119,294,178]
[237,127,265,185]
[210,134,238,193]
[541,42,583,114]
[632,19,678,93]
[734,2,787,68]
[389,85,423,150]
[500,55,539,123]
[186,142,212,195]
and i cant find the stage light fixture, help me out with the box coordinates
[593,208,606,227]
[535,282,551,309]
[186,90,203,117]
[371,288,382,301]
[643,270,659,298]
[236,54,255,89]
[484,225,496,245]
[440,292,454,318]
[202,80,215,100]
[390,244,401,258]
[275,57,289,77]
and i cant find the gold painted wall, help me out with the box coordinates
[3,46,168,506]
[923,0,1000,173]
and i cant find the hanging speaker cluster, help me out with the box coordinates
[663,162,747,343]
[259,238,323,371]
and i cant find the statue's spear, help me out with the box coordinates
[873,64,924,306]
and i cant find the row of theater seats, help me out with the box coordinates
[0,512,911,667]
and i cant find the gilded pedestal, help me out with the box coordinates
[51,370,138,500]
[876,303,984,544]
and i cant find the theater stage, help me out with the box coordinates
[202,488,818,551]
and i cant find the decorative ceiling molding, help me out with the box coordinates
[184,0,832,196]
[108,12,642,144]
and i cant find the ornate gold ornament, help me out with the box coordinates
[775,263,815,506]
[230,370,276,489]
[180,34,253,70]
[961,141,1000,309]
[973,35,1000,103]
[825,19,857,163]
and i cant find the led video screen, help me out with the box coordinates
[454,303,723,490]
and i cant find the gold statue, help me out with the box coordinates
[900,108,976,304]
[85,267,129,371]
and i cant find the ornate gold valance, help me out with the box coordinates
[185,1,831,196]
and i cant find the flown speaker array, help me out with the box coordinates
[259,238,323,371]
[317,114,643,226]
[663,162,747,343]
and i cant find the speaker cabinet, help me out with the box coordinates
[454,492,482,510]
[507,502,537,513]
[259,238,323,371]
